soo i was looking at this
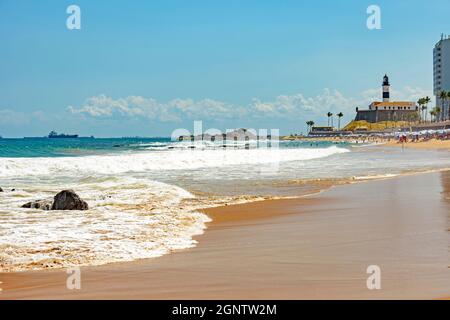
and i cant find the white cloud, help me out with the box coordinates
[67,86,433,123]
[68,95,243,122]
[391,86,433,103]
[249,89,358,118]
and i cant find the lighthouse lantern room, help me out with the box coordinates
[382,74,390,102]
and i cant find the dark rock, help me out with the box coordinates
[21,199,52,210]
[51,190,88,211]
[11,188,15,191]
[0,187,3,192]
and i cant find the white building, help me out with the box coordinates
[433,35,450,120]
[368,101,416,111]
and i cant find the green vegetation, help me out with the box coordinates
[337,112,344,130]
[418,96,431,122]
[306,120,315,133]
[439,90,447,121]
[326,112,333,127]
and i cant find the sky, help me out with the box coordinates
[0,0,448,137]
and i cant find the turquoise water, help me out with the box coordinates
[0,137,343,158]
[0,138,352,271]
[0,137,171,157]
[1,136,449,272]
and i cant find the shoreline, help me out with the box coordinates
[285,136,450,151]
[2,166,448,274]
[1,170,449,299]
[383,138,450,150]
[1,142,448,275]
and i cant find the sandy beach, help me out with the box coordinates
[287,136,450,151]
[384,139,450,150]
[1,170,449,300]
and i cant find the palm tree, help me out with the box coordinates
[306,121,315,134]
[417,98,425,122]
[439,90,447,121]
[430,109,436,122]
[337,112,344,130]
[327,112,333,127]
[424,96,431,122]
[447,91,450,121]
[421,105,427,122]
[435,106,441,122]
[306,121,312,133]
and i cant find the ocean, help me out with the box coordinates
[1,137,450,272]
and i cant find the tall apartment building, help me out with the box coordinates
[433,35,450,120]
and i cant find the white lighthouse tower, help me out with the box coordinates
[382,74,390,102]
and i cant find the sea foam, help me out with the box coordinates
[0,146,349,178]
[0,146,349,271]
[0,177,210,272]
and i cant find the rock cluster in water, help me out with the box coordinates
[22,199,53,210]
[21,190,89,211]
[52,190,89,210]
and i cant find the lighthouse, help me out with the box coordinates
[356,74,418,123]
[382,74,390,102]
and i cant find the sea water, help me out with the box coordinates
[0,137,449,271]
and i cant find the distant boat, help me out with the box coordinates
[48,131,79,139]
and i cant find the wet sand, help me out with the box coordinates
[1,171,449,299]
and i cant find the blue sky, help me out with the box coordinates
[0,0,448,137]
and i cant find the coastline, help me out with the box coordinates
[383,138,450,150]
[2,0,450,303]
[1,170,449,299]
[284,136,450,151]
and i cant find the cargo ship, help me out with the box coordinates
[48,131,79,138]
